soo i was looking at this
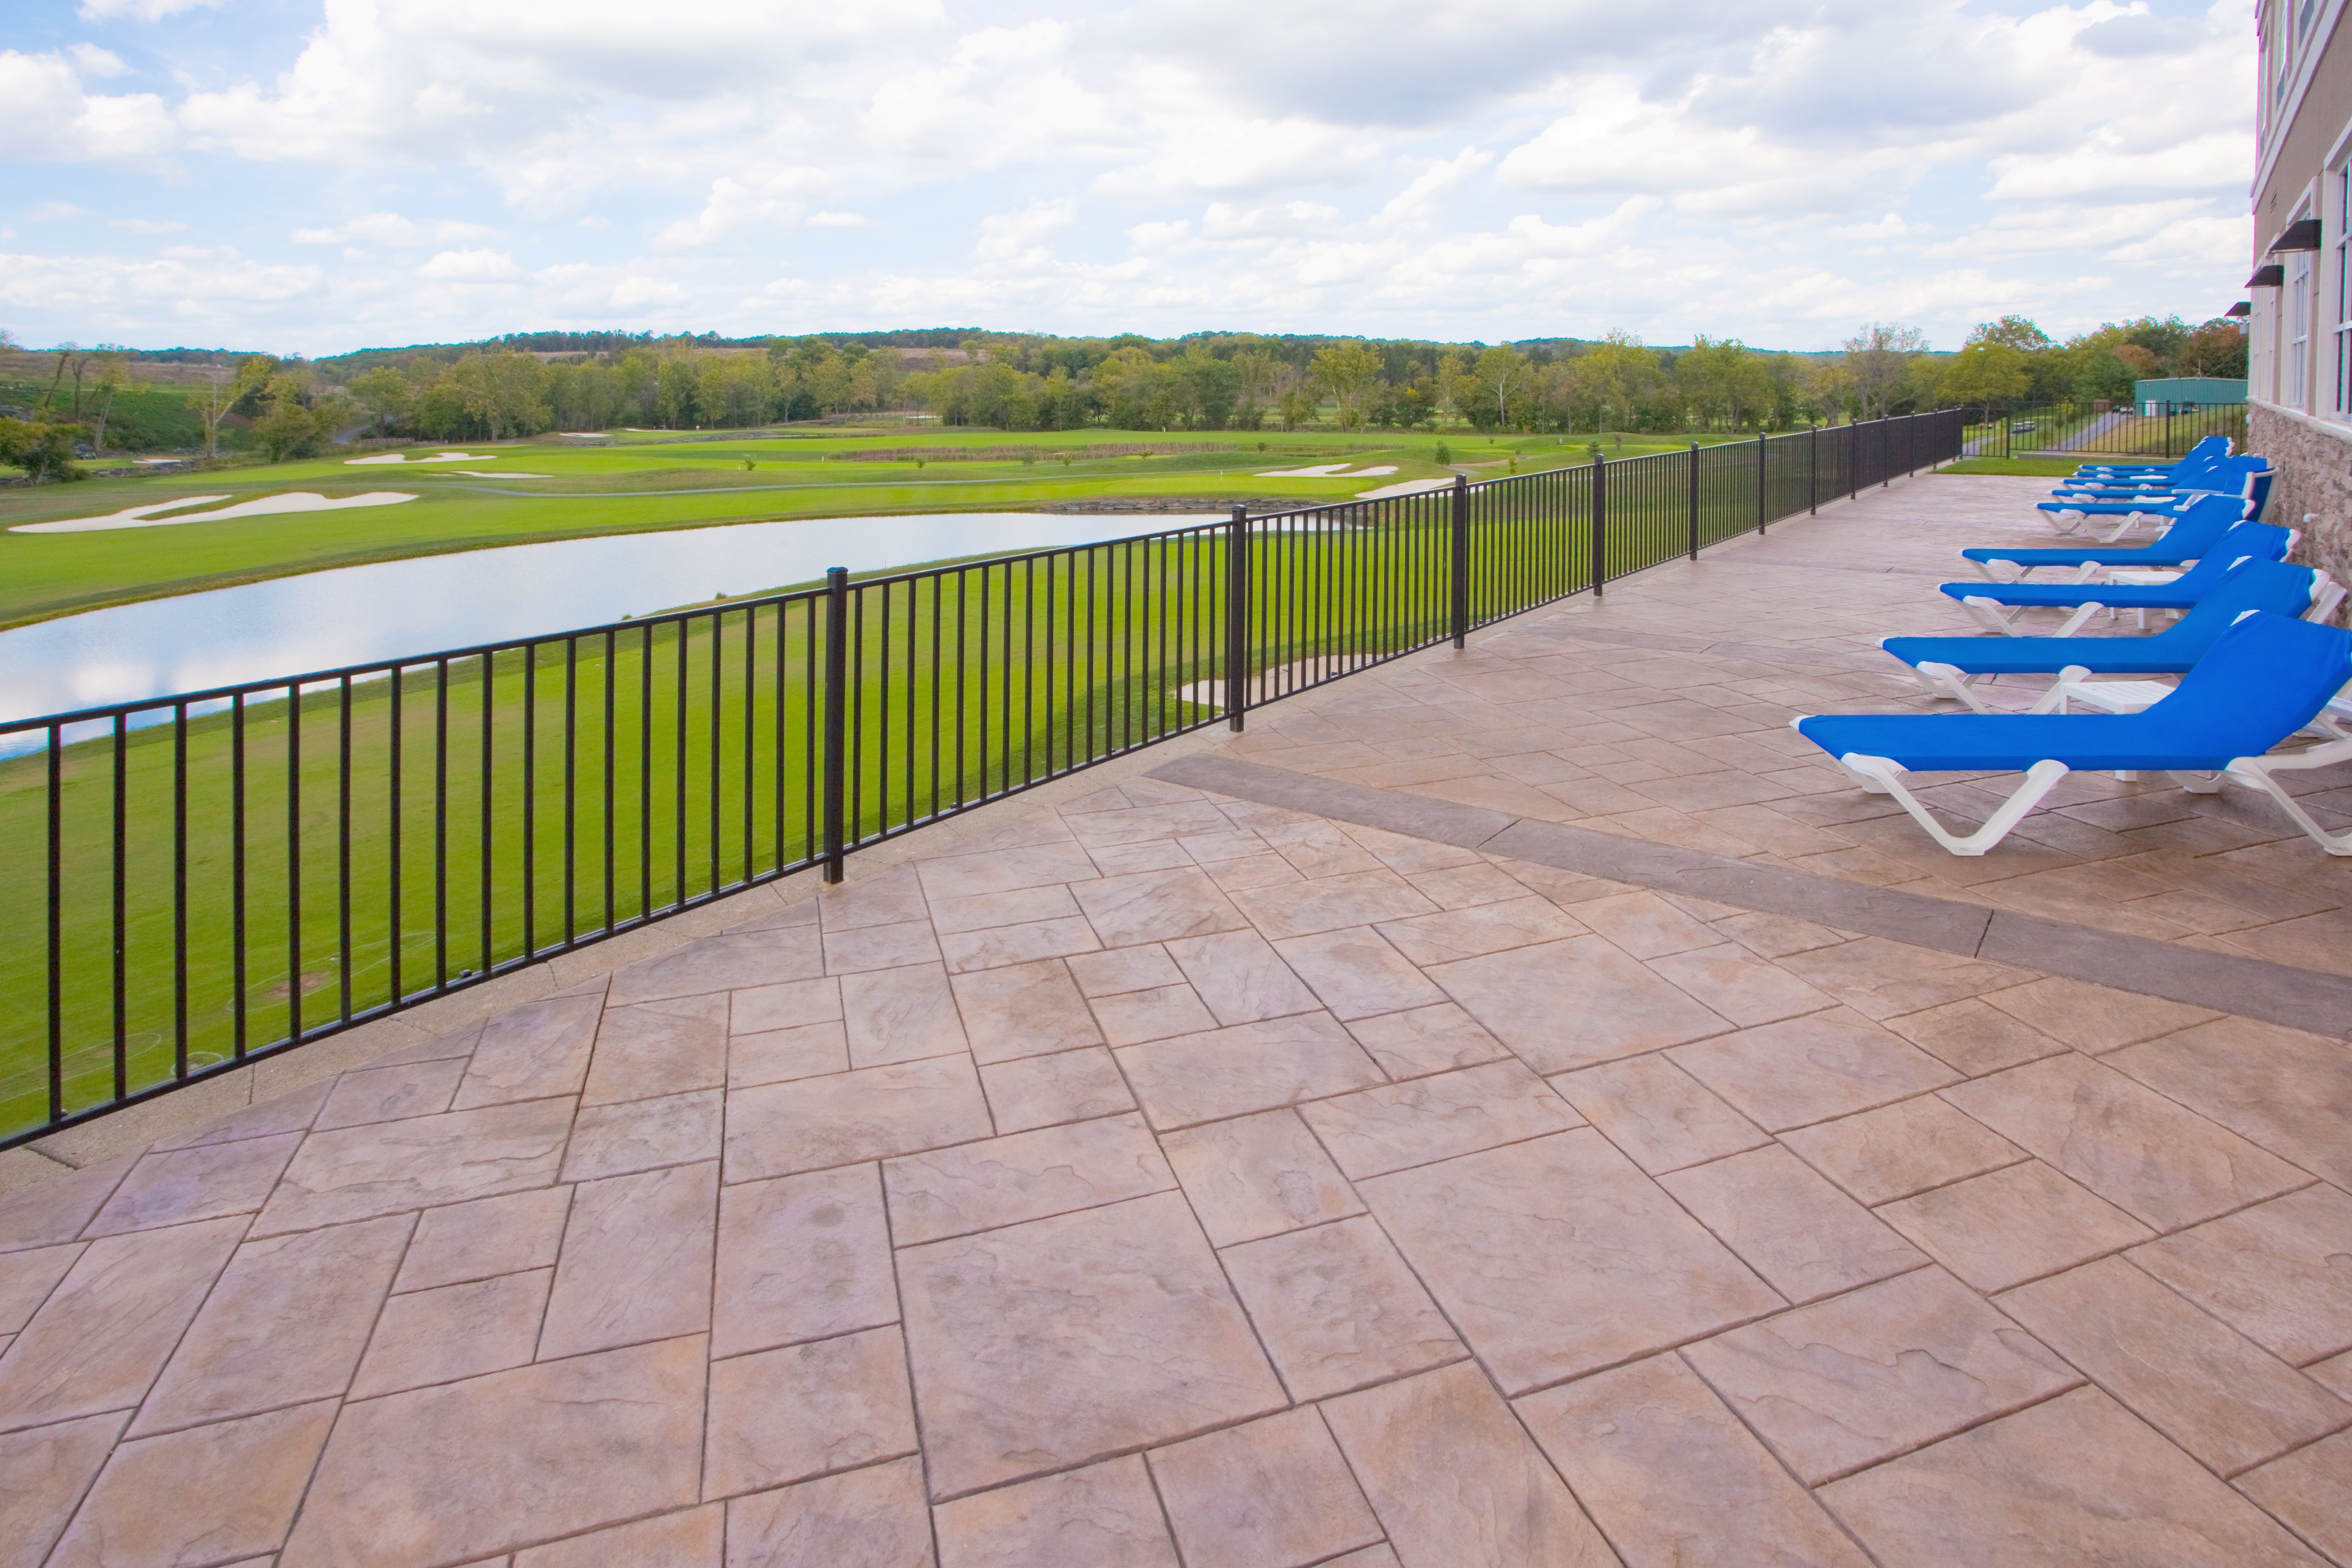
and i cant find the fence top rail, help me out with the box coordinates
[0,411,1956,738]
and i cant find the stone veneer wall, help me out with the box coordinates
[2249,401,2352,610]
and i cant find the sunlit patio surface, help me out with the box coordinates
[3,472,2349,1567]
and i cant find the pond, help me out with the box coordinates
[0,511,1209,740]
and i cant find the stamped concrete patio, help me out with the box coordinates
[2,470,2350,1567]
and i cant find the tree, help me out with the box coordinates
[1937,341,2031,412]
[1677,336,1774,430]
[348,366,415,437]
[191,370,234,459]
[1970,315,2053,353]
[2178,320,2249,379]
[0,418,86,483]
[1842,323,1928,420]
[1468,345,1532,432]
[1310,342,1384,431]
[253,399,328,462]
[87,348,130,453]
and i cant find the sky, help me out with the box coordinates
[0,0,2257,357]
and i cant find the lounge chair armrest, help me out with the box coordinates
[1960,596,2019,635]
[2052,603,2106,638]
[2027,664,2097,713]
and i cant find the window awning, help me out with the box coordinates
[2248,263,2286,287]
[2268,217,2323,252]
[2226,301,2251,317]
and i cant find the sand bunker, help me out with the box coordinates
[1354,477,1454,500]
[345,451,493,466]
[440,471,551,479]
[1257,463,1403,479]
[13,492,419,534]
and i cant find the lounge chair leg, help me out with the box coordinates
[2165,770,2224,794]
[1910,660,1997,714]
[1838,755,2071,856]
[2223,739,2352,854]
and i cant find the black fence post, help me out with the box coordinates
[821,565,849,884]
[1591,454,1608,596]
[1809,423,1819,513]
[1756,431,1768,534]
[1686,441,1700,560]
[1226,505,1250,730]
[1449,475,1470,647]
[1850,420,1859,500]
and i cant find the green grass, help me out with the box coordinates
[0,427,1759,631]
[1,456,1806,1140]
[1940,457,2086,477]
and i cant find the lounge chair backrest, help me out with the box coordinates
[2165,560,2320,654]
[2151,612,2352,753]
[2141,494,2246,556]
[2168,523,2296,591]
[2245,469,2275,520]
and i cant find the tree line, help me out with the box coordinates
[0,314,2250,477]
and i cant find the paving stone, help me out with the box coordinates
[1778,1095,2026,1205]
[0,1215,245,1432]
[927,883,1085,934]
[452,992,606,1109]
[281,1335,705,1568]
[581,994,729,1106]
[2109,1016,2352,1189]
[931,1456,1179,1568]
[1516,1354,1874,1568]
[1998,1257,2350,1476]
[729,976,841,1037]
[1373,896,1591,965]
[1553,1054,1771,1175]
[727,1021,851,1090]
[704,1326,919,1498]
[253,1097,573,1235]
[979,1046,1135,1133]
[712,1165,898,1359]
[610,928,823,1004]
[1116,1014,1385,1130]
[148,1078,333,1152]
[723,1056,993,1182]
[395,1185,573,1293]
[916,841,1100,902]
[1567,891,1722,958]
[1297,1060,1582,1178]
[1065,945,1184,997]
[1322,1362,1617,1568]
[1406,860,1539,908]
[512,1504,722,1568]
[823,921,945,976]
[1713,910,1850,959]
[1882,997,2068,1077]
[134,1212,411,1433]
[560,1081,725,1181]
[1941,1055,2309,1232]
[1431,936,1732,1073]
[1148,1407,1384,1568]
[1165,928,1320,1024]
[1360,1130,1781,1393]
[2310,1348,2352,1401]
[0,1411,123,1564]
[0,1241,82,1335]
[895,1190,1284,1498]
[939,916,1104,973]
[539,1161,717,1358]
[352,1267,552,1398]
[1660,1145,1926,1303]
[1877,1160,2155,1293]
[842,963,969,1068]
[49,1398,338,1568]
[2128,1186,2352,1365]
[1981,975,2221,1054]
[1340,1001,1511,1078]
[1819,1387,2322,1567]
[1668,1009,1959,1131]
[1683,1266,2080,1485]
[882,1112,1174,1245]
[316,1056,468,1130]
[1089,982,1221,1045]
[83,1130,304,1237]
[948,959,1103,1063]
[1776,937,2028,1020]
[1270,927,1448,1021]
[1074,867,1250,946]
[1645,944,1837,1026]
[1219,1215,1464,1401]
[1228,868,1440,940]
[2235,1427,2352,1566]
[1159,1108,1364,1247]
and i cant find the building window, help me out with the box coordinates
[2290,243,2313,410]
[2338,167,2352,413]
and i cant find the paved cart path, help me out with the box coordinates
[2,472,2349,1566]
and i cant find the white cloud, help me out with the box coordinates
[110,217,185,234]
[292,213,492,246]
[655,168,829,249]
[68,44,130,77]
[0,49,175,162]
[76,0,218,19]
[416,248,521,281]
[807,211,867,227]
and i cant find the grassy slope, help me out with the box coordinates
[1940,457,2091,477]
[0,428,1749,629]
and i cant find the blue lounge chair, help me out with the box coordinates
[2053,449,2254,496]
[2069,435,2230,480]
[1938,523,2297,634]
[2036,469,2270,537]
[1883,559,2339,711]
[1793,612,2352,855]
[1962,493,2249,581]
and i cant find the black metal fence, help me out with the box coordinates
[1963,402,2248,461]
[0,409,1962,1144]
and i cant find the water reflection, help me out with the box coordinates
[0,511,1207,748]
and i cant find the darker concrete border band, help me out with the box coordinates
[1148,753,2352,1041]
